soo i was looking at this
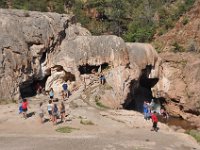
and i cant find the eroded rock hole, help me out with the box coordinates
[78,63,109,74]
[52,65,76,81]
[123,65,160,112]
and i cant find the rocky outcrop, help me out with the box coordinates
[153,52,200,127]
[152,0,200,126]
[0,9,160,105]
[0,9,89,100]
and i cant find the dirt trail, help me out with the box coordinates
[0,89,199,150]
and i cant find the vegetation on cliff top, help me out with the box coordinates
[0,0,196,43]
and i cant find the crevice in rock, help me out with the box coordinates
[123,65,160,113]
[78,63,109,74]
[184,109,200,116]
[48,20,69,53]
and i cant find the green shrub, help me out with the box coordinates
[56,126,79,133]
[182,17,189,25]
[187,40,198,52]
[172,42,184,52]
[186,130,200,143]
[152,41,164,53]
[95,96,109,109]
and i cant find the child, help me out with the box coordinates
[49,88,54,100]
[38,102,44,124]
[47,100,53,121]
[151,111,158,132]
[22,98,28,119]
[59,102,66,122]
[52,104,58,125]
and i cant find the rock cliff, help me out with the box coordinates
[152,0,200,127]
[0,9,160,108]
[0,8,199,127]
[153,52,200,127]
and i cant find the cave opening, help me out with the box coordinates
[19,76,49,98]
[78,63,109,74]
[123,65,160,113]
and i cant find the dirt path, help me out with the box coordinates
[0,92,199,150]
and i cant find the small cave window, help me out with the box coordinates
[78,63,109,74]
[63,71,76,82]
[51,65,76,82]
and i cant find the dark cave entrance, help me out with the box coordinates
[78,63,109,74]
[123,65,160,112]
[19,76,49,98]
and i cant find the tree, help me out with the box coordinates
[109,0,127,36]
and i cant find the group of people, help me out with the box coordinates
[39,100,66,125]
[19,97,67,125]
[18,72,107,125]
[143,99,169,132]
[18,81,70,125]
[48,82,69,101]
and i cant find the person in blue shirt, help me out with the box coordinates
[18,96,23,114]
[143,101,150,120]
[62,82,69,100]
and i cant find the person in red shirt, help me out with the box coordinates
[151,111,158,132]
[22,98,28,119]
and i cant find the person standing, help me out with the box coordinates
[47,100,53,121]
[99,73,105,85]
[18,96,23,114]
[38,102,45,124]
[151,111,159,132]
[59,102,66,122]
[62,82,69,100]
[143,101,150,120]
[52,104,58,125]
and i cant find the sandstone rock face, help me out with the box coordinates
[152,0,200,126]
[0,9,86,100]
[153,52,200,124]
[0,9,160,106]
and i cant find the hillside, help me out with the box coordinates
[0,0,197,44]
[153,0,200,53]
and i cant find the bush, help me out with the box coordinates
[123,21,156,42]
[187,40,198,52]
[172,42,184,52]
[182,17,189,25]
[56,126,79,133]
[152,41,164,53]
[186,130,200,143]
